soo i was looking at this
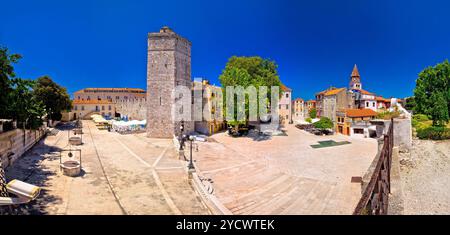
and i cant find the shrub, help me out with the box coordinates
[377,110,400,120]
[309,108,317,119]
[305,117,312,123]
[313,117,333,129]
[416,126,450,140]
[413,114,429,122]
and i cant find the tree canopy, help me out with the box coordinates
[313,117,333,129]
[0,45,69,129]
[219,56,282,125]
[414,60,450,126]
[0,47,22,118]
[33,76,72,121]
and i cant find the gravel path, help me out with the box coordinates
[399,139,450,214]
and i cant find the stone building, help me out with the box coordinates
[315,86,336,118]
[322,87,353,123]
[115,97,147,120]
[278,84,292,125]
[147,26,194,138]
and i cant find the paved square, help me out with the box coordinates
[193,124,378,214]
[6,121,208,215]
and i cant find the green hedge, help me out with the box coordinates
[413,114,430,122]
[417,126,450,140]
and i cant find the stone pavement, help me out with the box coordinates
[5,121,208,215]
[193,124,378,215]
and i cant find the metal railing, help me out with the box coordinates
[353,118,393,215]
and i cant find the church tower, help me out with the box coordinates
[146,26,194,138]
[349,64,362,90]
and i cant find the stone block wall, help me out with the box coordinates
[0,128,45,169]
[115,98,147,120]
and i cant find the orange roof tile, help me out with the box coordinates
[73,99,114,105]
[75,88,146,93]
[324,88,346,96]
[376,96,391,102]
[281,84,291,92]
[307,100,316,103]
[359,89,374,95]
[345,109,378,118]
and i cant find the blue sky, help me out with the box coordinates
[1,0,449,100]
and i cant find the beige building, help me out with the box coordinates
[71,99,115,120]
[279,84,292,125]
[192,79,225,135]
[66,88,146,120]
[292,98,306,122]
[74,88,146,102]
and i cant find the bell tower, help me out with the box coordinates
[349,64,362,90]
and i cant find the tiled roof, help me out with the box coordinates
[75,88,146,93]
[307,100,316,103]
[376,96,391,102]
[315,86,337,95]
[73,99,114,105]
[281,84,291,92]
[345,108,378,117]
[324,88,346,96]
[359,89,374,95]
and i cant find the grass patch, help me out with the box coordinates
[311,140,351,149]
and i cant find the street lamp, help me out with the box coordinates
[179,120,185,150]
[187,135,195,171]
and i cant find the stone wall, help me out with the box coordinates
[0,128,45,169]
[115,98,147,120]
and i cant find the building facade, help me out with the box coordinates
[192,79,225,136]
[322,88,353,123]
[336,108,377,137]
[292,98,306,122]
[147,26,194,138]
[69,88,146,120]
[279,85,292,124]
[71,99,115,120]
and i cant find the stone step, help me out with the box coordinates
[225,174,292,210]
[233,175,298,214]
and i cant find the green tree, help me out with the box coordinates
[219,56,282,128]
[9,78,45,129]
[0,47,22,118]
[309,108,317,119]
[414,60,450,126]
[404,97,416,111]
[33,76,72,122]
[429,92,449,126]
[313,117,333,129]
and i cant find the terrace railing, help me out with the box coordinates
[353,118,394,215]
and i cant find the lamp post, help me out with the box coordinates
[187,135,195,171]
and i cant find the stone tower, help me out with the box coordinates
[349,64,362,90]
[147,26,194,138]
